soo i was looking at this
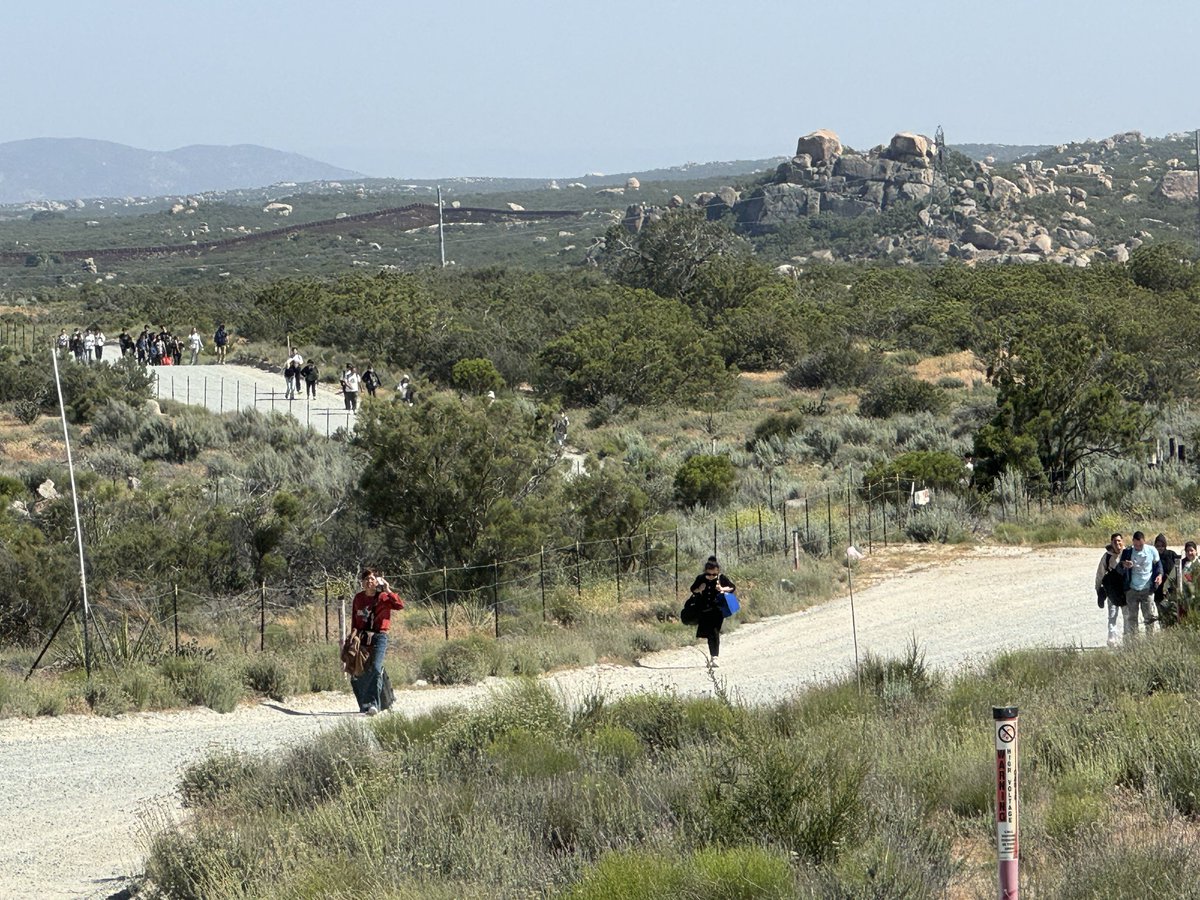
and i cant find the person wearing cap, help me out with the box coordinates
[341,363,360,410]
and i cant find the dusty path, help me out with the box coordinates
[150,362,359,434]
[0,545,1108,898]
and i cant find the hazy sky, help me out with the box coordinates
[7,1,1196,178]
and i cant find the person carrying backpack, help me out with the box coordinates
[361,364,381,398]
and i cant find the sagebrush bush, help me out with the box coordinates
[859,375,947,419]
[419,634,504,685]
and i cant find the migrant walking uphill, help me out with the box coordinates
[48,320,425,435]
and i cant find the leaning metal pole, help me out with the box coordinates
[51,349,92,676]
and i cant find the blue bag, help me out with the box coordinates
[719,592,740,617]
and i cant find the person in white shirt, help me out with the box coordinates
[187,328,204,365]
[82,329,96,363]
[94,330,106,361]
[341,364,360,411]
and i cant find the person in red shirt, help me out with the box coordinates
[350,567,404,715]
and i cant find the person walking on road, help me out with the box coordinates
[1095,532,1125,647]
[686,555,736,667]
[1121,530,1162,640]
[214,324,229,364]
[347,569,404,715]
[300,360,319,399]
[187,328,204,365]
[341,364,360,411]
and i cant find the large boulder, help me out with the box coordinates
[1154,170,1199,203]
[734,183,817,230]
[883,132,934,165]
[795,129,842,164]
[960,222,999,251]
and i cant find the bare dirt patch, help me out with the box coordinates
[913,350,986,386]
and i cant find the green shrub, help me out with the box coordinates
[373,705,462,752]
[419,634,504,685]
[433,679,567,762]
[785,344,887,390]
[243,654,296,700]
[858,376,947,419]
[568,850,690,900]
[695,734,866,864]
[675,454,736,508]
[747,412,805,451]
[903,507,970,544]
[485,728,578,778]
[691,845,795,899]
[585,724,645,774]
[451,357,505,395]
[179,749,263,808]
[861,450,966,500]
[594,693,688,753]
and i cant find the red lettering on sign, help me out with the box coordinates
[996,751,1007,821]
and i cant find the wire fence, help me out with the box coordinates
[67,474,963,663]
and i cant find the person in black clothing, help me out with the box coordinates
[1154,533,1182,625]
[362,364,381,398]
[688,555,735,667]
[300,361,319,399]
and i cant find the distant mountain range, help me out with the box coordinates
[0,139,362,204]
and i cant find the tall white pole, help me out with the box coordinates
[50,350,92,676]
[437,185,447,268]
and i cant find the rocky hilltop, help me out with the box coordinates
[621,128,1200,267]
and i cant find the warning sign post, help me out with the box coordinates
[993,705,1019,900]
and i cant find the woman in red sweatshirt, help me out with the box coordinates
[350,567,404,715]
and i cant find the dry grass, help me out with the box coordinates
[912,350,986,386]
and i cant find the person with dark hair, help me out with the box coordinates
[1095,532,1125,648]
[1181,541,1198,621]
[361,363,381,398]
[213,323,229,364]
[1121,530,1162,640]
[1154,534,1182,625]
[341,364,360,410]
[348,568,405,715]
[300,360,319,399]
[688,555,736,667]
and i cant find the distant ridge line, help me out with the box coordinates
[0,203,579,264]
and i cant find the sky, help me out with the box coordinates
[5,0,1197,179]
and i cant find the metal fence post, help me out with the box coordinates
[614,538,621,604]
[540,546,547,622]
[259,580,266,651]
[645,531,652,597]
[492,559,500,639]
[442,566,449,641]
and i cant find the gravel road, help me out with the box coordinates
[150,363,359,435]
[0,545,1105,898]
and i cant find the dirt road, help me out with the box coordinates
[150,363,359,435]
[0,545,1106,898]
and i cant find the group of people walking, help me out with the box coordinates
[342,554,738,715]
[55,323,231,366]
[1095,531,1196,645]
